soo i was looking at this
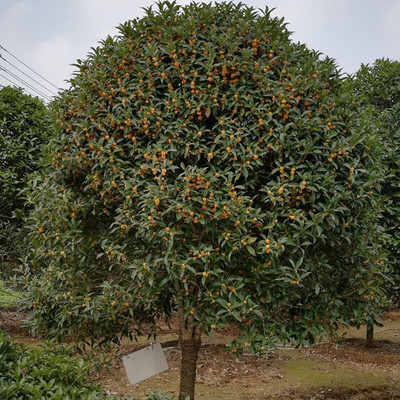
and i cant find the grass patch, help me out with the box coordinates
[0,280,20,309]
[282,358,391,389]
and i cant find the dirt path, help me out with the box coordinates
[93,315,400,399]
[2,310,400,399]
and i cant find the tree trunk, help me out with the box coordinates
[365,323,374,348]
[178,307,201,400]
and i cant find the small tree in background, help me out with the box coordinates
[0,86,50,278]
[23,3,387,398]
[350,58,400,347]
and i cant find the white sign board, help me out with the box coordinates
[122,343,169,385]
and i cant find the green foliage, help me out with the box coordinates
[23,1,386,352]
[0,333,104,399]
[0,333,172,400]
[350,58,400,304]
[351,59,400,111]
[0,86,51,277]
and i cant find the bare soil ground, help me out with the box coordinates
[1,310,400,399]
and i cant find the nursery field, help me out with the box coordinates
[2,310,400,400]
[3,3,400,400]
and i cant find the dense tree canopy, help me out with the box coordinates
[0,86,50,276]
[351,59,400,306]
[22,3,387,398]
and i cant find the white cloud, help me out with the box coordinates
[70,0,144,43]
[0,1,32,44]
[6,0,32,19]
[31,36,74,91]
[381,0,400,35]
[379,0,400,62]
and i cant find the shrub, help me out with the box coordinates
[0,332,104,399]
[0,333,173,400]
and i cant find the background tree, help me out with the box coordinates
[0,86,50,278]
[350,58,400,346]
[22,3,387,399]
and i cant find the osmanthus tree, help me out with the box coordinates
[0,86,50,277]
[22,2,387,399]
[350,59,400,346]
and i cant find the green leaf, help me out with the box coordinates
[246,245,256,256]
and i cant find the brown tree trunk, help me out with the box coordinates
[365,323,374,348]
[178,306,201,400]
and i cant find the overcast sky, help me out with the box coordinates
[1,0,400,102]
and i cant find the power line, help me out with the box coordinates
[0,44,60,91]
[0,54,57,96]
[0,73,41,99]
[0,66,52,101]
[0,73,51,102]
